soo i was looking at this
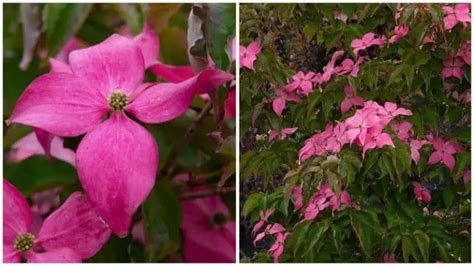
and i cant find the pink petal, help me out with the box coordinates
[442,154,456,171]
[7,132,76,167]
[340,99,352,113]
[444,15,457,30]
[128,69,233,124]
[132,24,159,68]
[351,39,363,49]
[253,231,266,246]
[69,34,145,97]
[3,244,20,263]
[54,37,81,64]
[76,114,158,236]
[351,97,365,106]
[428,151,443,165]
[340,191,352,206]
[268,223,285,235]
[344,85,355,97]
[300,80,313,94]
[149,62,196,83]
[292,186,303,211]
[183,220,235,262]
[33,128,53,158]
[3,179,32,244]
[268,131,279,142]
[376,133,395,148]
[252,220,265,236]
[272,97,286,117]
[36,192,111,259]
[48,58,72,73]
[27,248,81,263]
[362,32,375,44]
[224,90,236,120]
[271,244,284,263]
[281,127,298,135]
[247,41,262,55]
[411,147,420,164]
[9,72,108,137]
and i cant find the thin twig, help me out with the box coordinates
[179,186,235,200]
[160,101,213,177]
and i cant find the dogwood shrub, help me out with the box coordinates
[4,3,235,262]
[240,3,470,263]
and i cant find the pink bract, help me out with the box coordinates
[427,136,458,171]
[3,179,111,263]
[180,185,235,262]
[442,53,465,80]
[443,4,471,30]
[412,182,431,204]
[9,33,233,237]
[240,41,262,71]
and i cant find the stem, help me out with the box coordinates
[179,186,235,200]
[160,101,213,177]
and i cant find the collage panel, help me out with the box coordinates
[240,3,471,263]
[3,3,236,263]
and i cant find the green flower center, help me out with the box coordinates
[14,233,35,252]
[108,91,129,111]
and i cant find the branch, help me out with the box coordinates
[160,101,213,177]
[179,186,235,200]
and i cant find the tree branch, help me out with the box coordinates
[179,186,235,200]
[160,101,213,177]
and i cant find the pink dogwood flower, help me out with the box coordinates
[412,182,431,204]
[390,121,413,142]
[326,122,349,153]
[286,71,316,95]
[272,86,302,117]
[253,223,285,246]
[389,24,409,44]
[8,34,233,236]
[428,136,458,171]
[180,185,235,262]
[442,53,465,80]
[252,208,274,237]
[340,85,364,114]
[268,232,291,263]
[3,179,110,262]
[410,139,429,164]
[268,127,298,142]
[458,42,471,65]
[240,41,262,71]
[7,132,76,167]
[361,124,395,158]
[298,124,334,161]
[351,32,385,55]
[442,4,471,30]
[376,102,413,126]
[345,110,380,145]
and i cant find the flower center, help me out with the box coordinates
[108,91,129,111]
[14,233,35,252]
[213,212,227,226]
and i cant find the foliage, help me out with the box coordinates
[240,3,470,263]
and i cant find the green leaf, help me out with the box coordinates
[402,235,419,262]
[413,230,430,262]
[302,220,330,256]
[142,179,182,262]
[43,3,92,56]
[207,3,235,69]
[242,192,263,217]
[5,157,77,195]
[86,235,131,262]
